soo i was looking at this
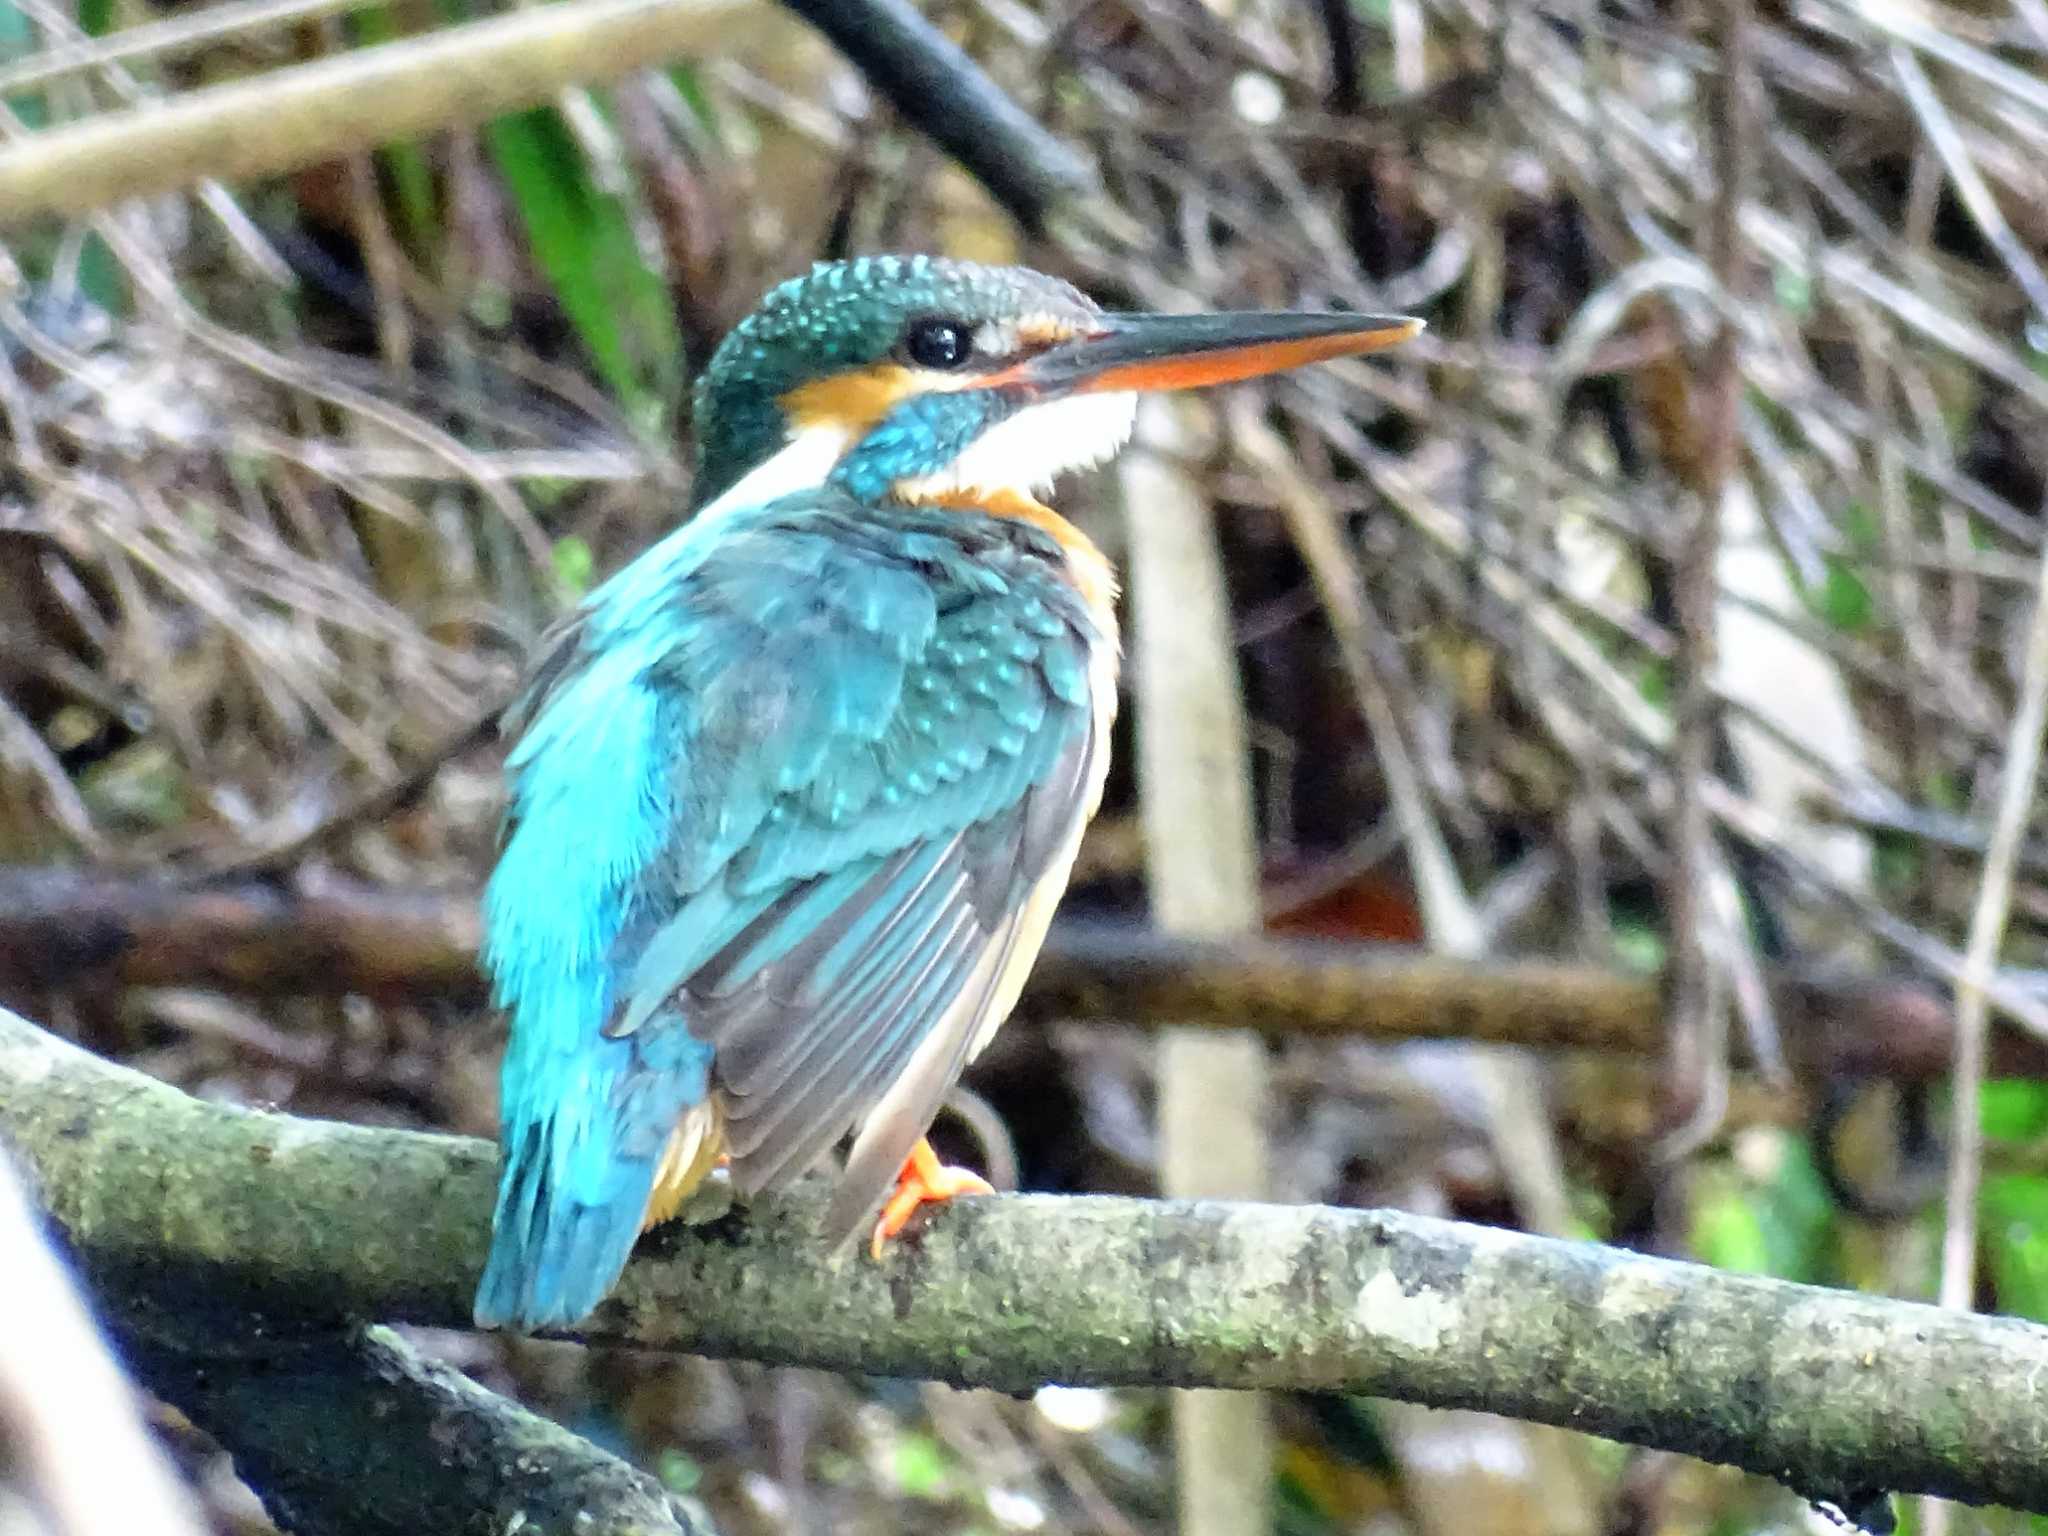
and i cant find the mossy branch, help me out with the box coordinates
[125,1325,715,1536]
[7,1005,2048,1514]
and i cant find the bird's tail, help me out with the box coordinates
[473,1020,717,1332]
[473,1122,651,1331]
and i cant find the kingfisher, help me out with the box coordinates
[474,255,1420,1330]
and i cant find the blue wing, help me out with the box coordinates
[475,491,1107,1328]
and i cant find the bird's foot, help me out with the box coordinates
[869,1138,992,1259]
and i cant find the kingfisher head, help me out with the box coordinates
[692,255,1421,512]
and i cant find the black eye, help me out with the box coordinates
[904,318,973,370]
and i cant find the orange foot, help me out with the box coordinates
[870,1138,993,1259]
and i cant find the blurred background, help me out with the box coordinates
[1,0,2046,1528]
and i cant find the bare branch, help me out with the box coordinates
[0,0,749,225]
[0,0,1096,230]
[0,866,1973,1077]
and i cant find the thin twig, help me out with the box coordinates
[196,704,503,878]
[1889,43,2048,332]
[1662,0,1753,1154]
[0,0,380,97]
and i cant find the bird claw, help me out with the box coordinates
[869,1137,993,1259]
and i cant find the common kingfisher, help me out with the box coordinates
[474,255,1420,1330]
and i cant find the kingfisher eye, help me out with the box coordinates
[903,318,973,370]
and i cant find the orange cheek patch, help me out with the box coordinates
[782,364,922,435]
[782,361,999,434]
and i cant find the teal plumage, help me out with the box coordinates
[692,255,1086,503]
[475,254,1419,1330]
[476,489,1103,1329]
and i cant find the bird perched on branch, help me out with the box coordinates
[474,255,1420,1330]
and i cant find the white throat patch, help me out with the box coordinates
[895,391,1139,503]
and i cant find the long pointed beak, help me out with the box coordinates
[1014,309,1423,395]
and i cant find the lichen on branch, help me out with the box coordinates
[6,1005,2048,1514]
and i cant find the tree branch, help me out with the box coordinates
[0,867,1972,1077]
[123,1325,715,1536]
[0,0,747,225]
[776,0,1094,226]
[0,0,1095,230]
[7,1004,2048,1514]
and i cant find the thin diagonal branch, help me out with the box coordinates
[0,0,1096,230]
[0,0,748,225]
[776,0,1095,225]
[1941,571,2048,1289]
[1661,0,1756,1153]
[0,1152,208,1536]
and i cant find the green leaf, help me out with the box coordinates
[551,535,595,600]
[890,1433,952,1500]
[1771,262,1814,317]
[1611,919,1665,975]
[1838,499,1881,551]
[485,106,684,437]
[1923,768,1965,814]
[76,232,125,315]
[380,143,440,261]
[1636,658,1671,710]
[655,1449,701,1494]
[1983,1080,2048,1143]
[79,741,187,829]
[1692,1175,1771,1274]
[0,0,41,126]
[1692,1133,1834,1281]
[1807,556,1873,632]
[1872,830,1922,893]
[1984,1173,2048,1321]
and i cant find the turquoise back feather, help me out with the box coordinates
[475,521,726,1329]
[474,490,1105,1330]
